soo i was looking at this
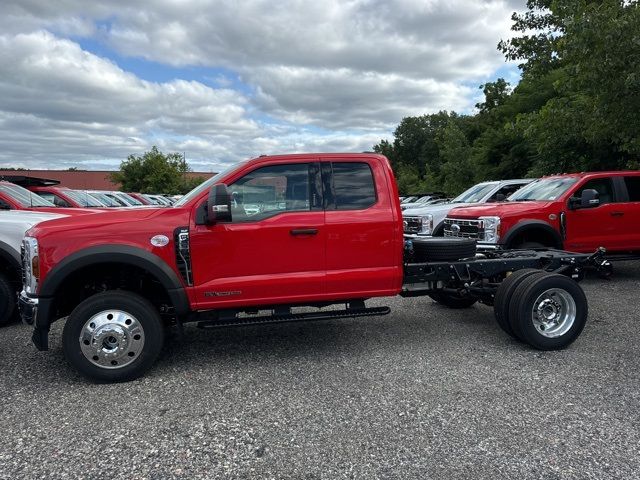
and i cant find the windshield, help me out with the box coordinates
[89,192,119,207]
[451,183,498,204]
[104,192,132,206]
[174,162,243,207]
[508,177,578,202]
[0,183,54,207]
[66,190,105,207]
[114,192,143,206]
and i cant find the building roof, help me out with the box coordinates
[0,170,215,190]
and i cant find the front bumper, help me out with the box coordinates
[19,291,51,351]
[19,291,38,325]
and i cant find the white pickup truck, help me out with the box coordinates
[0,211,63,325]
[403,179,533,238]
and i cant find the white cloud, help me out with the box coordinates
[0,1,526,169]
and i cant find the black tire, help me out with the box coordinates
[429,292,477,308]
[507,273,588,350]
[515,241,546,249]
[63,291,164,382]
[0,272,17,327]
[412,237,476,262]
[493,269,545,339]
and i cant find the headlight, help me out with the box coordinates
[22,237,39,294]
[419,214,433,235]
[479,216,501,243]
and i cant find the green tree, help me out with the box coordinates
[435,120,474,195]
[111,146,200,194]
[501,0,640,173]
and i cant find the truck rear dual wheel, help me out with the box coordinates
[499,272,588,350]
[0,272,17,327]
[493,269,543,338]
[63,291,164,382]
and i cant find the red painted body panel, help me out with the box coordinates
[190,211,326,308]
[30,207,191,289]
[447,171,640,253]
[28,153,405,312]
[323,156,403,297]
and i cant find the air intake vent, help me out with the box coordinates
[174,227,193,286]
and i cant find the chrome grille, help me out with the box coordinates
[403,216,423,234]
[444,218,483,239]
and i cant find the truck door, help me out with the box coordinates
[322,158,401,298]
[564,177,625,252]
[190,162,326,308]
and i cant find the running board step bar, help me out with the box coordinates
[196,306,391,329]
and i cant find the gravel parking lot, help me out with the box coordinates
[1,263,639,479]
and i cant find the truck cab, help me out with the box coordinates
[444,171,640,253]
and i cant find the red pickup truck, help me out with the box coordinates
[19,154,605,382]
[0,181,101,215]
[443,171,640,254]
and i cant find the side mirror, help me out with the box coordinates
[570,189,599,210]
[494,193,506,202]
[206,183,232,224]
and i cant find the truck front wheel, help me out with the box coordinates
[63,291,164,382]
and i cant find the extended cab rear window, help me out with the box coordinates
[331,162,376,210]
[624,176,640,202]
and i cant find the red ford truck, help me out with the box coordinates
[19,154,608,382]
[443,171,640,254]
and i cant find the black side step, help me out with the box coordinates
[196,306,391,329]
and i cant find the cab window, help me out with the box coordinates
[575,178,616,205]
[229,163,319,222]
[331,162,377,210]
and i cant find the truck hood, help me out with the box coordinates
[29,206,192,276]
[30,207,168,234]
[28,207,105,215]
[447,201,553,219]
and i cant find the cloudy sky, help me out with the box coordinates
[0,0,524,172]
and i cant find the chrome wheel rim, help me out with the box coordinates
[531,288,576,338]
[79,310,145,369]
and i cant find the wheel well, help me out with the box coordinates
[52,262,174,322]
[0,258,20,288]
[507,228,561,249]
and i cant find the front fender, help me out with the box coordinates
[38,244,190,315]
